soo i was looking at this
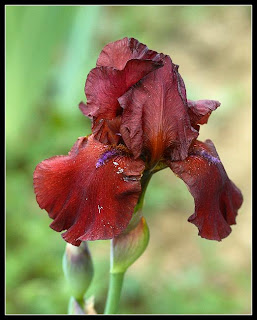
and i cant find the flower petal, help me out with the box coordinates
[81,59,163,120]
[119,56,198,164]
[96,37,165,70]
[33,135,145,246]
[91,116,122,145]
[168,140,243,241]
[174,64,188,107]
[79,58,163,145]
[187,99,221,130]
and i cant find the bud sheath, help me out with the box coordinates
[62,241,94,301]
[68,296,86,314]
[111,217,150,274]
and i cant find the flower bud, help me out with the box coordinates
[62,241,94,301]
[111,216,149,274]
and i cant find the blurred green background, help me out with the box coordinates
[6,5,251,315]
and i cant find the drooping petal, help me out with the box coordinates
[33,135,145,246]
[119,56,198,164]
[96,37,166,70]
[168,140,243,241]
[187,99,221,130]
[79,59,163,145]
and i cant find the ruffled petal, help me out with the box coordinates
[168,140,243,241]
[119,56,198,164]
[187,99,221,130]
[91,116,122,145]
[81,59,163,120]
[33,135,145,246]
[96,37,165,70]
[79,58,163,145]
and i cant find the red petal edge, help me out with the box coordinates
[33,135,145,246]
[96,37,166,70]
[187,99,221,130]
[168,140,243,241]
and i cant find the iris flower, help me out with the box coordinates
[33,37,243,246]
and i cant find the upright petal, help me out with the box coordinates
[168,140,243,241]
[81,59,163,120]
[187,99,221,130]
[79,59,163,145]
[33,135,145,246]
[119,56,198,165]
[96,37,165,70]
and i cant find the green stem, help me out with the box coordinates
[104,171,152,314]
[104,272,125,314]
[134,170,152,212]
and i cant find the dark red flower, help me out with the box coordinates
[33,37,243,245]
